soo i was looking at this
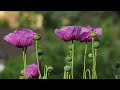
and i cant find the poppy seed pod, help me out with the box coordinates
[34,34,41,41]
[115,63,120,68]
[94,41,100,49]
[38,49,43,56]
[65,56,72,62]
[88,53,93,58]
[64,65,71,72]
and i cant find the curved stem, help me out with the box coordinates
[35,40,41,79]
[44,65,48,79]
[24,47,27,79]
[71,40,74,79]
[85,69,91,79]
[83,42,88,79]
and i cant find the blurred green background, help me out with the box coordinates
[0,11,120,79]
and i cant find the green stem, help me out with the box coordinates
[24,47,27,79]
[22,48,25,79]
[92,38,95,79]
[69,73,71,79]
[95,49,97,79]
[35,40,41,79]
[92,38,96,79]
[71,40,74,79]
[66,72,69,79]
[115,68,118,79]
[83,42,88,79]
[44,65,47,79]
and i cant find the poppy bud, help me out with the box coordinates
[34,34,41,41]
[65,56,72,62]
[47,66,53,73]
[88,53,93,58]
[38,49,43,56]
[64,65,71,72]
[91,32,97,38]
[94,41,100,49]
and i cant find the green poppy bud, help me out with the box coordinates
[88,53,93,58]
[115,63,120,68]
[65,56,72,62]
[47,66,53,73]
[34,34,41,41]
[64,65,71,72]
[38,49,43,56]
[94,41,100,49]
[91,32,97,38]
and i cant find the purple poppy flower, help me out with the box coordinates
[21,61,41,79]
[55,25,82,42]
[3,28,36,48]
[80,26,102,42]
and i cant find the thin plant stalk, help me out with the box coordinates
[24,47,27,79]
[94,49,97,79]
[83,42,88,79]
[35,40,41,79]
[71,40,74,79]
[115,68,118,79]
[92,38,97,79]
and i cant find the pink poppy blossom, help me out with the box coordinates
[21,61,41,79]
[3,28,36,48]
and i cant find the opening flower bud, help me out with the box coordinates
[38,49,43,56]
[88,53,93,58]
[34,34,41,41]
[91,32,97,38]
[115,63,120,68]
[47,66,53,73]
[65,56,72,62]
[64,65,71,72]
[94,41,100,49]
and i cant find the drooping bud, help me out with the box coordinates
[64,65,71,72]
[34,34,41,41]
[91,32,97,38]
[65,56,72,62]
[47,66,53,73]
